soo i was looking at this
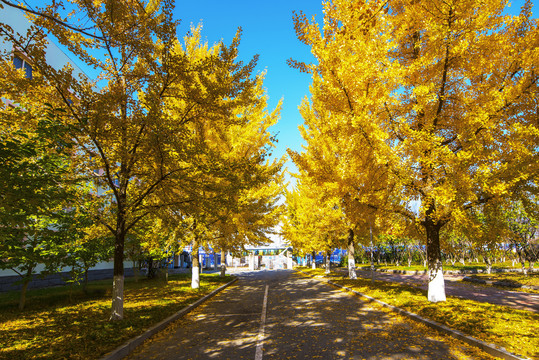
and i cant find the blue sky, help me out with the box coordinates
[174,1,324,181]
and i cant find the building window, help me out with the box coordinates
[13,55,33,79]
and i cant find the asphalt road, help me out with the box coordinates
[126,270,494,360]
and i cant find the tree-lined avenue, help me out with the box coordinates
[127,270,494,360]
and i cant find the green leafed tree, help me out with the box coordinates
[0,107,81,309]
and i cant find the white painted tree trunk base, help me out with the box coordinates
[110,275,124,320]
[427,268,446,302]
[220,264,226,277]
[348,259,357,279]
[191,267,200,289]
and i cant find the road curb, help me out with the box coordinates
[100,277,238,360]
[298,270,528,360]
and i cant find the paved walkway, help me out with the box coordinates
[127,270,494,360]
[346,269,539,313]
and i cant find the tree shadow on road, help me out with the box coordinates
[261,273,494,360]
[125,270,499,360]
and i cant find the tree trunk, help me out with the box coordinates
[69,267,75,302]
[110,193,127,321]
[83,267,89,293]
[19,268,32,310]
[146,258,153,279]
[425,212,446,303]
[220,249,226,277]
[191,238,200,288]
[347,228,357,279]
[312,251,316,269]
[521,259,528,276]
[325,250,331,274]
[110,229,126,320]
[485,257,492,274]
[132,260,139,283]
[370,224,375,283]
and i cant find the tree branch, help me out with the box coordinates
[0,0,105,41]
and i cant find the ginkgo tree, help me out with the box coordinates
[212,179,283,276]
[159,63,284,288]
[291,0,539,302]
[0,0,282,320]
[282,176,348,274]
[287,72,393,279]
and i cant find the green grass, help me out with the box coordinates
[356,261,537,276]
[0,272,233,360]
[357,264,428,271]
[297,267,538,359]
[358,260,536,273]
[354,262,539,292]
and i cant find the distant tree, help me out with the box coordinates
[504,200,539,274]
[211,178,283,278]
[467,203,507,273]
[282,179,347,274]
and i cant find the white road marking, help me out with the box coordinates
[255,284,269,360]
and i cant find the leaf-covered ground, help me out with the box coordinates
[466,272,539,288]
[358,261,536,274]
[298,267,538,359]
[0,272,232,360]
